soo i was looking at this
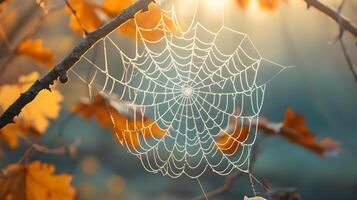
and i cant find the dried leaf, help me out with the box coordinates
[244,196,266,200]
[16,39,54,67]
[281,107,339,156]
[0,161,76,200]
[0,72,63,148]
[217,125,250,155]
[72,93,166,148]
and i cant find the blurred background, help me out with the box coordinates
[0,0,356,199]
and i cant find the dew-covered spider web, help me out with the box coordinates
[70,0,289,178]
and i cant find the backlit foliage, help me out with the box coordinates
[0,0,344,199]
[0,72,63,148]
[217,107,338,157]
[217,124,250,155]
[236,0,284,11]
[0,161,76,200]
[72,93,166,148]
[244,196,266,200]
[67,0,175,41]
[16,39,54,67]
[280,107,338,156]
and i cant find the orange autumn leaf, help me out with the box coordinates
[66,0,102,34]
[281,107,338,156]
[66,0,175,41]
[0,122,39,149]
[236,0,285,11]
[0,161,76,200]
[236,0,249,10]
[101,0,132,16]
[133,3,176,41]
[72,93,166,148]
[258,0,279,11]
[16,39,54,67]
[0,72,63,148]
[217,125,250,155]
[0,124,19,148]
[102,1,176,41]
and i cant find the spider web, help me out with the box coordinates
[70,0,289,178]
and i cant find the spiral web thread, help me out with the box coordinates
[69,0,289,178]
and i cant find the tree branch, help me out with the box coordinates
[303,0,357,38]
[0,0,154,129]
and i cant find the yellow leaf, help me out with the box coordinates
[0,72,63,137]
[16,39,54,67]
[0,161,76,200]
[102,0,132,15]
[236,0,249,10]
[244,196,266,200]
[66,0,102,34]
[66,0,176,40]
[0,123,25,149]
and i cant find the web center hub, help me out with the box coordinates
[181,86,193,97]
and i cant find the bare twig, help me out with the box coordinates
[334,0,357,82]
[0,16,45,76]
[303,0,357,82]
[339,38,357,82]
[0,4,62,76]
[303,0,357,37]
[0,0,154,129]
[63,0,88,36]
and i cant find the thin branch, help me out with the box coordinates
[334,0,357,82]
[63,0,88,36]
[192,144,260,200]
[303,0,357,38]
[0,4,63,77]
[339,38,357,82]
[0,0,154,129]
